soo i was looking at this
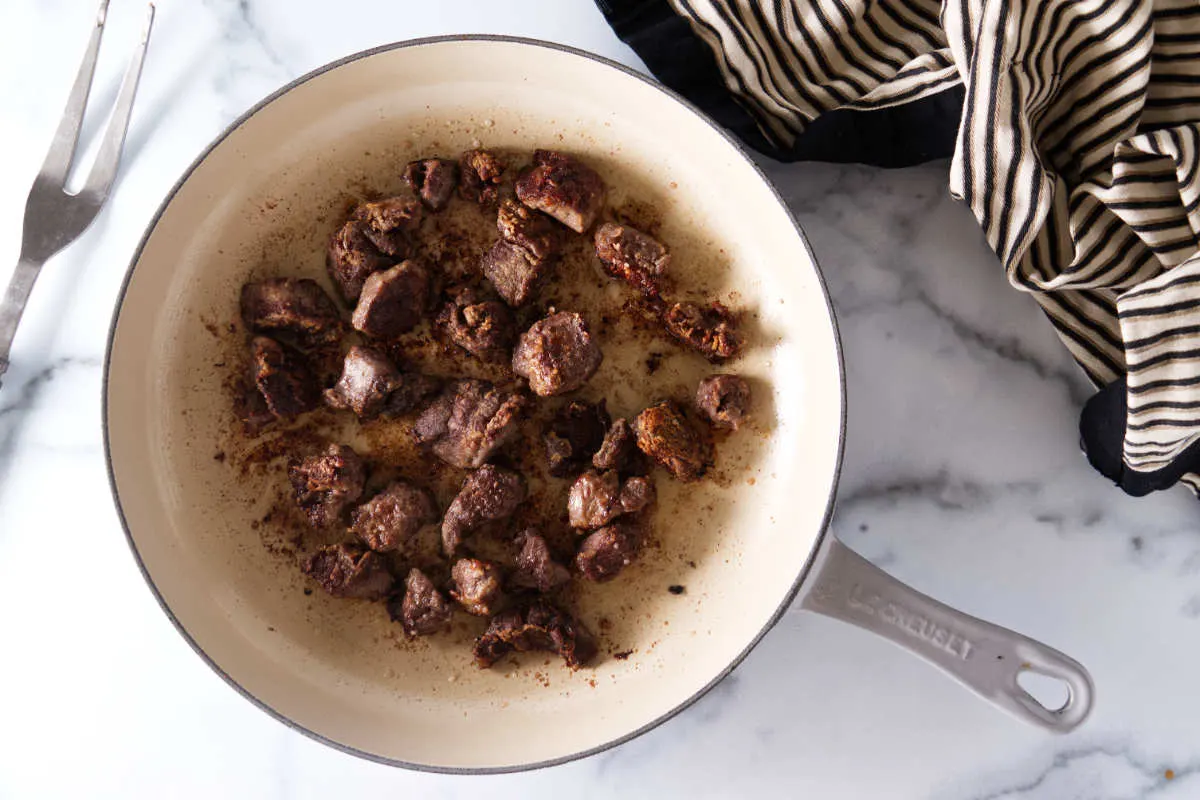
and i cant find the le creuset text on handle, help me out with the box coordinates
[800,538,1094,733]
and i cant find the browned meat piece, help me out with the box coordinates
[497,198,562,262]
[480,239,548,307]
[352,196,423,258]
[323,345,401,418]
[288,444,366,527]
[327,219,392,302]
[514,150,606,233]
[593,417,641,473]
[568,471,619,528]
[575,522,643,582]
[512,311,603,396]
[620,475,655,511]
[235,378,275,435]
[250,336,318,418]
[696,374,752,430]
[404,158,459,211]
[381,372,442,416]
[441,465,526,557]
[633,401,711,482]
[479,199,565,307]
[473,600,597,669]
[240,278,342,347]
[458,149,505,205]
[323,344,438,418]
[437,287,515,359]
[594,222,670,297]
[351,260,431,338]
[387,568,453,637]
[567,470,655,529]
[511,529,571,592]
[326,198,422,303]
[302,542,393,600]
[350,481,437,552]
[413,379,527,468]
[664,301,744,362]
[450,558,506,616]
[544,399,610,477]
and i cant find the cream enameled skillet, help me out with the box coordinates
[104,36,1094,773]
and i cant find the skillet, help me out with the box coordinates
[104,36,1093,772]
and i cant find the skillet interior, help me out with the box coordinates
[105,37,844,770]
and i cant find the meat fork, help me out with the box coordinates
[0,0,155,386]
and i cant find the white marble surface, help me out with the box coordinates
[3,1,1200,797]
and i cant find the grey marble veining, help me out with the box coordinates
[2,1,1199,798]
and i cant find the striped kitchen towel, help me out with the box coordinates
[598,0,1200,496]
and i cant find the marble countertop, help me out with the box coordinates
[3,1,1199,797]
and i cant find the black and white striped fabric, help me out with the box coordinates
[599,0,1200,496]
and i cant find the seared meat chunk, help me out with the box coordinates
[250,336,318,418]
[664,301,744,362]
[575,522,643,582]
[619,475,655,510]
[302,542,393,600]
[634,401,711,482]
[497,198,562,262]
[594,223,670,297]
[544,399,610,477]
[459,149,505,205]
[473,600,597,669]
[696,374,751,430]
[288,444,366,527]
[382,371,442,416]
[480,240,549,308]
[240,278,342,347]
[437,287,515,359]
[324,345,401,418]
[450,558,506,616]
[351,260,431,338]
[404,158,459,211]
[512,311,603,396]
[514,150,606,233]
[441,465,526,557]
[480,199,565,307]
[567,470,655,529]
[511,529,571,592]
[236,379,275,435]
[388,568,453,637]
[324,344,437,418]
[593,417,641,473]
[353,196,423,258]
[413,379,527,468]
[350,480,437,552]
[409,384,460,446]
[327,219,392,302]
[326,197,422,302]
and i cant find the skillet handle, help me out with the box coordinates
[800,538,1094,733]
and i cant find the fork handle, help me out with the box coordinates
[0,256,47,387]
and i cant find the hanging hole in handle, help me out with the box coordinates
[1017,666,1072,713]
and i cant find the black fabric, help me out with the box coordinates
[787,89,965,167]
[596,0,964,167]
[598,0,778,155]
[1080,377,1200,495]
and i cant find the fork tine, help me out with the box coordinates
[39,0,111,187]
[80,3,156,203]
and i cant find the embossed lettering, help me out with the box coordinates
[848,584,876,614]
[848,583,975,660]
[931,627,949,648]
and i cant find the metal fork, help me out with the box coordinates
[0,0,155,387]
